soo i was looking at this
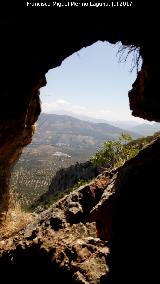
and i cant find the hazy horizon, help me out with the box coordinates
[40,111,156,127]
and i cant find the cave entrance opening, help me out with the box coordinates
[11,41,143,212]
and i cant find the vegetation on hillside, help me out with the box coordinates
[29,131,160,212]
[11,114,141,209]
[91,132,160,170]
[91,133,137,169]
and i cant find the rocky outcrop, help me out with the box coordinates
[0,77,45,221]
[0,170,113,283]
[1,137,160,282]
[48,161,100,194]
[129,48,160,122]
[0,3,160,283]
[108,137,160,283]
[0,3,159,218]
[36,161,100,206]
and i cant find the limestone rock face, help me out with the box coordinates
[0,171,113,283]
[34,161,100,209]
[48,161,100,194]
[0,4,160,283]
[0,74,46,220]
[1,138,160,282]
[108,138,160,283]
[0,4,159,218]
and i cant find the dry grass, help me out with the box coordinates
[0,188,36,240]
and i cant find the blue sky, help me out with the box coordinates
[40,41,144,122]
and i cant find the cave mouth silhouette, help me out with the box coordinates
[1,6,159,283]
[10,41,144,212]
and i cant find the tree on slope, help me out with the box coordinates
[91,133,143,170]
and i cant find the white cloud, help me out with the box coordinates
[42,99,112,120]
[56,99,70,105]
[41,99,147,123]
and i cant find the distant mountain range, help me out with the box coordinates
[33,113,140,148]
[129,123,160,136]
[45,110,160,136]
[47,109,140,127]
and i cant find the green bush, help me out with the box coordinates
[91,133,140,169]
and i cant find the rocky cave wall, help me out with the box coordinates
[0,7,159,217]
[0,4,160,283]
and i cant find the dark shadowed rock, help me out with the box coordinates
[0,3,160,283]
[1,138,160,282]
[0,170,112,283]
